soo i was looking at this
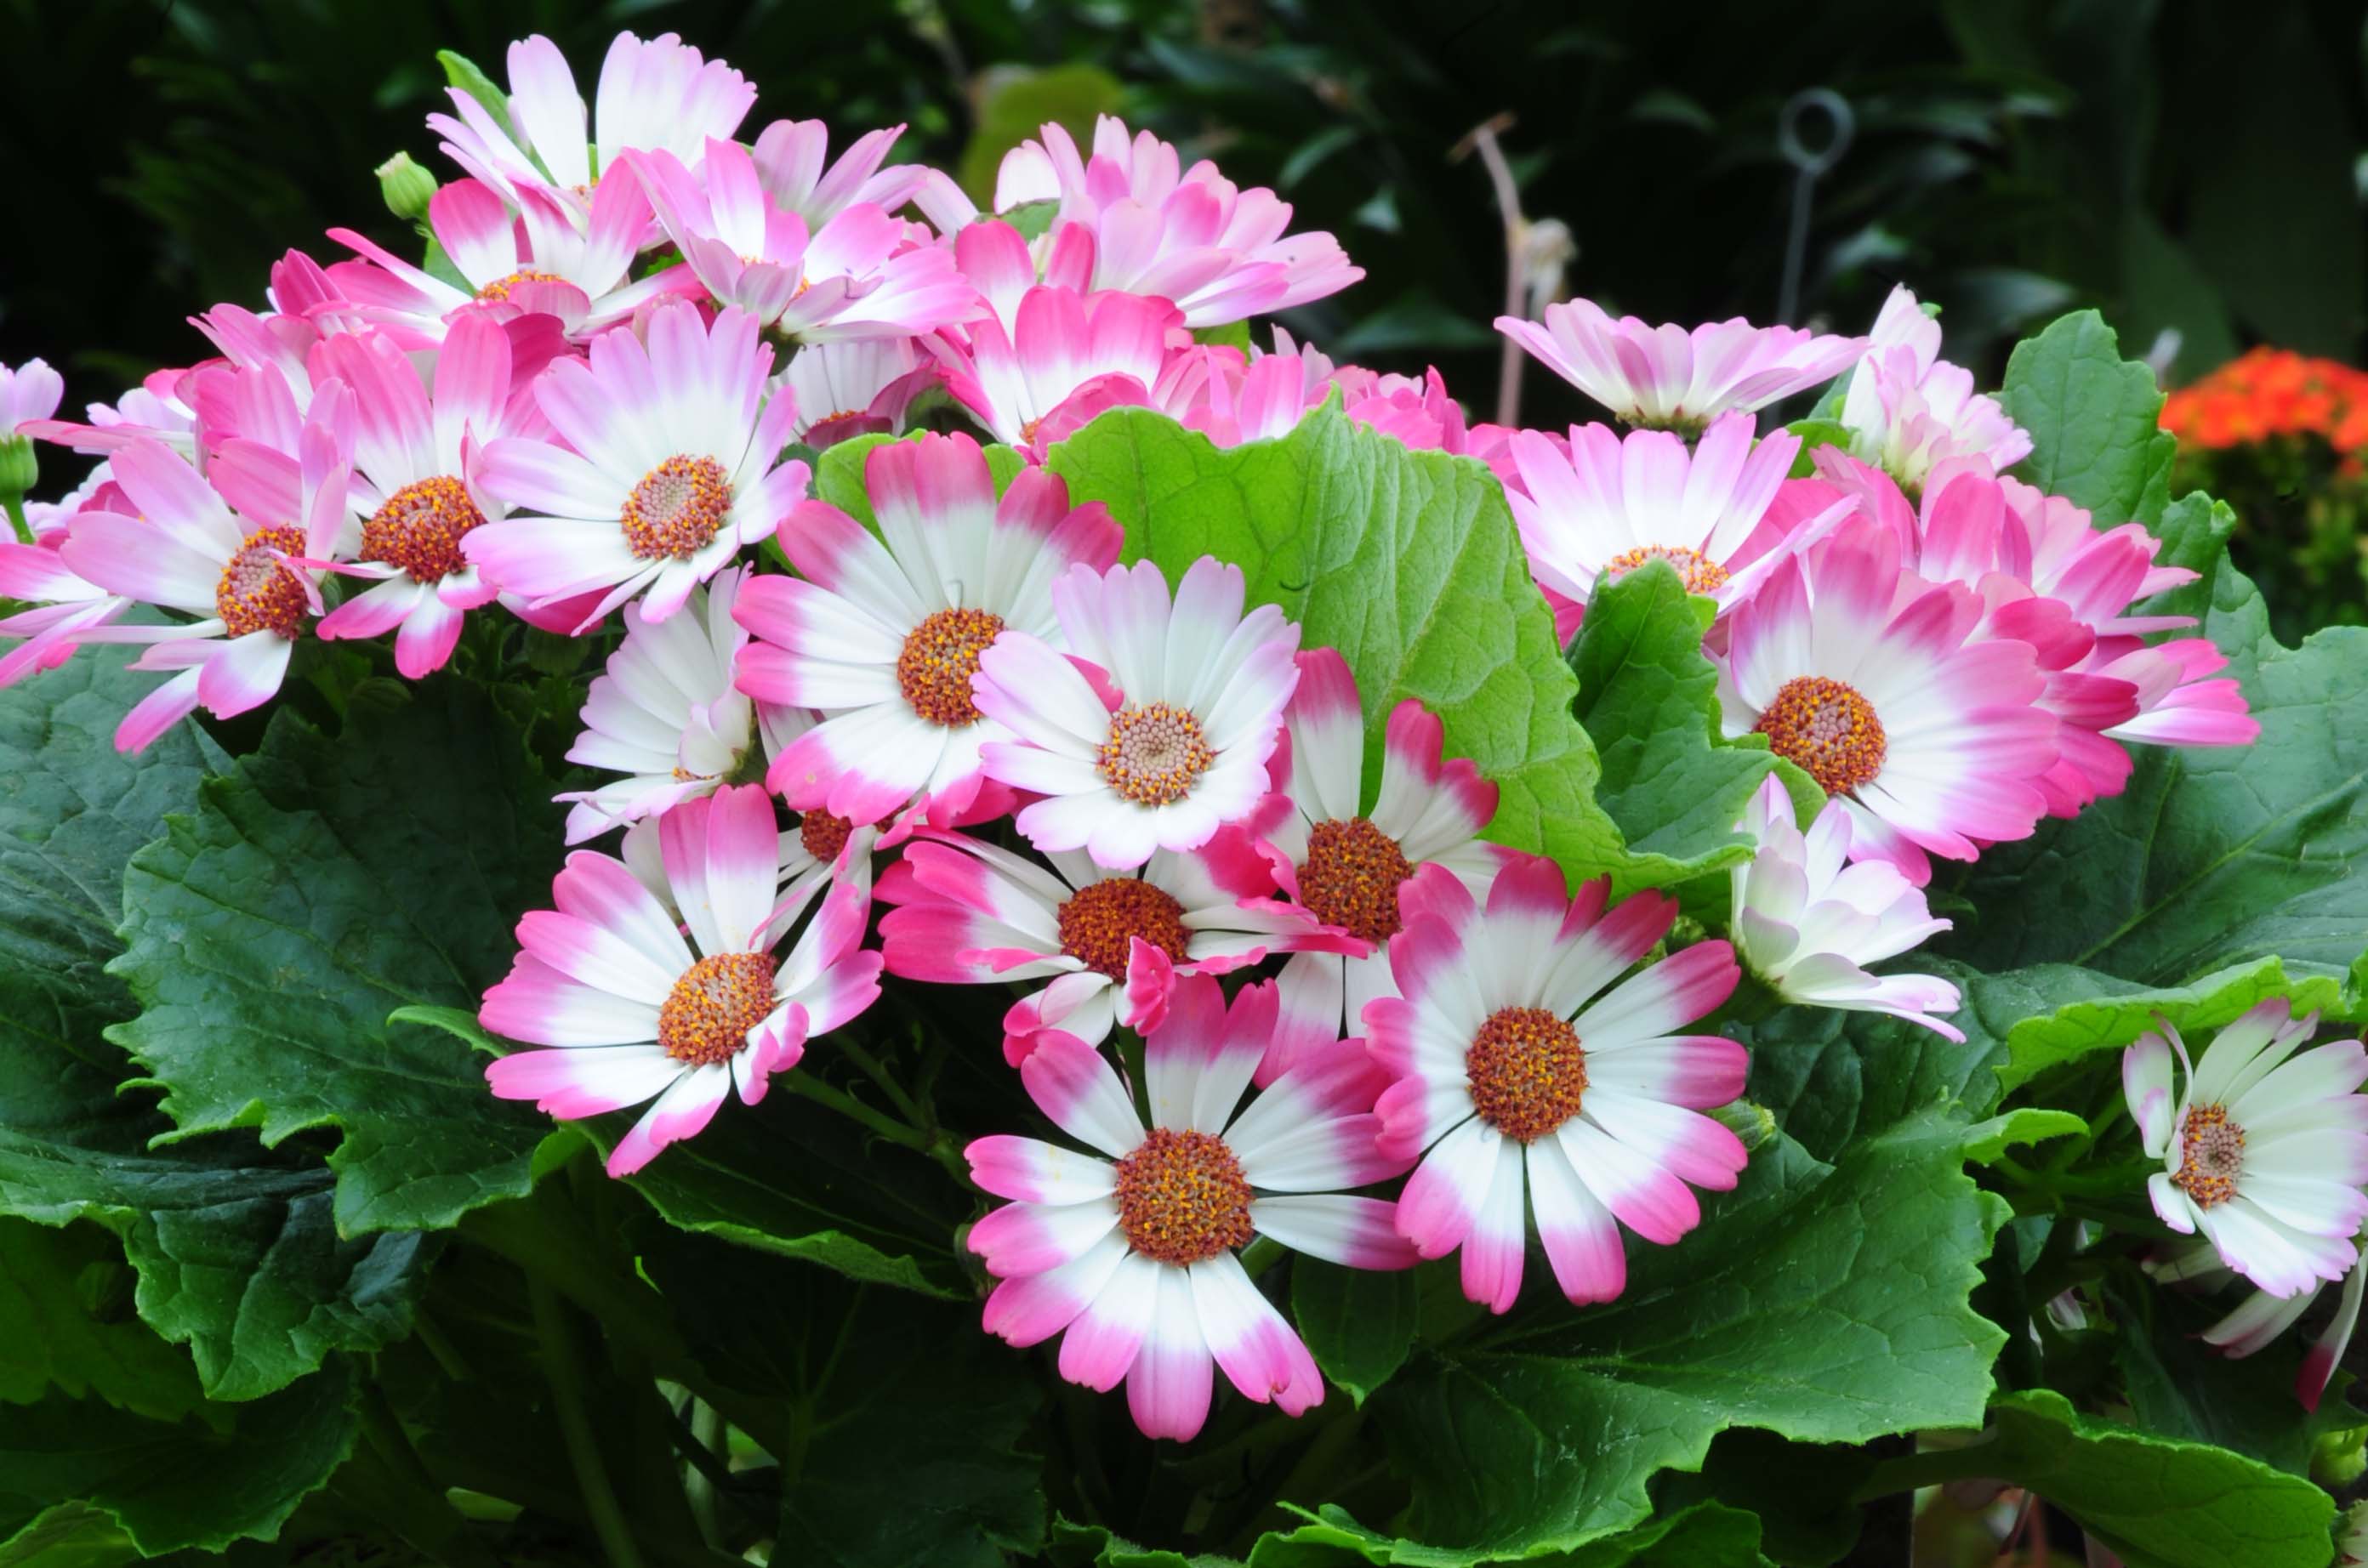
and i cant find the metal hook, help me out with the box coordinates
[1776,88,1856,326]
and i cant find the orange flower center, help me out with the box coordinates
[213,526,311,639]
[1297,817,1414,946]
[622,454,733,561]
[1098,702,1214,807]
[1604,543,1731,596]
[363,474,486,582]
[1753,675,1887,796]
[476,269,566,303]
[897,606,1005,727]
[798,810,852,864]
[1466,1006,1588,1144]
[1113,1127,1255,1265]
[1056,878,1190,980]
[2172,1103,2246,1210]
[657,952,780,1065]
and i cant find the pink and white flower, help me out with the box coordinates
[931,284,1184,459]
[973,555,1301,869]
[1711,518,2058,884]
[57,411,350,752]
[734,431,1121,832]
[306,316,557,676]
[0,358,64,437]
[2124,999,2368,1298]
[992,115,1362,327]
[1496,298,1864,431]
[1728,775,1961,1038]
[783,338,933,449]
[482,784,881,1178]
[746,118,930,230]
[2147,1228,2367,1412]
[26,368,202,459]
[1365,856,1748,1312]
[629,139,978,341]
[559,565,804,844]
[327,175,691,344]
[875,827,1352,1063]
[428,31,754,224]
[1504,412,1838,642]
[0,466,130,686]
[968,975,1413,1440]
[468,304,808,628]
[1840,285,2031,490]
[1246,647,1508,1082]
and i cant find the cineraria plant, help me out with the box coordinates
[4,27,2368,1568]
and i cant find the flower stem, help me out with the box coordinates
[783,1070,973,1187]
[3,493,30,545]
[834,1036,926,1128]
[531,1273,648,1568]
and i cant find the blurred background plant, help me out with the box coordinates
[2,0,2365,600]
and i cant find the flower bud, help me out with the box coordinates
[376,151,439,225]
[0,432,37,497]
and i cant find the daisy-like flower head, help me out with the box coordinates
[973,555,1301,870]
[734,430,1122,833]
[1,357,64,438]
[784,338,934,450]
[1175,339,1330,449]
[967,974,1414,1441]
[1364,856,1748,1312]
[629,139,979,342]
[468,303,809,629]
[1249,647,1508,1082]
[1495,298,1865,432]
[327,175,692,345]
[1505,412,1844,644]
[1728,775,1961,1039]
[427,31,755,224]
[878,821,1354,1062]
[57,406,351,753]
[25,367,202,459]
[2124,999,2368,1298]
[2347,1501,2368,1567]
[931,282,1185,460]
[2146,1227,2367,1412]
[746,118,930,230]
[560,565,806,844]
[1840,285,2032,491]
[306,315,561,677]
[1712,517,2058,886]
[482,784,882,1178]
[0,465,132,686]
[993,115,1362,327]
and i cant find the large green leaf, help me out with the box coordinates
[0,1361,357,1559]
[1048,404,1666,890]
[643,1232,1044,1567]
[1999,310,2175,529]
[1564,560,1817,882]
[1972,1390,2335,1568]
[0,1219,201,1420]
[1990,955,2344,1098]
[1291,1258,1420,1407]
[1366,1111,2004,1559]
[107,680,564,1236]
[1251,1501,1771,1566]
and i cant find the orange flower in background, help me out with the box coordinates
[2164,346,2368,453]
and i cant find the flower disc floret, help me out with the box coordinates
[2172,1104,2246,1210]
[214,526,311,639]
[363,475,487,582]
[1098,702,1214,806]
[1464,1005,1589,1144]
[797,810,853,864]
[1605,544,1730,595]
[897,606,1005,726]
[623,454,735,561]
[1297,817,1414,946]
[476,269,566,303]
[1056,878,1190,980]
[1112,1127,1256,1265]
[1753,675,1887,796]
[657,951,781,1066]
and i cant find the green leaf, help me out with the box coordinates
[643,1232,1044,1567]
[1993,955,2342,1098]
[1290,1258,1419,1406]
[1250,1501,1771,1566]
[0,1503,140,1568]
[434,49,509,126]
[1999,310,2175,528]
[955,62,1124,202]
[1048,405,1669,891]
[107,680,562,1236]
[1193,321,1255,353]
[1369,1111,2004,1557]
[1973,1389,2335,1568]
[0,1361,358,1558]
[2103,1275,2350,1478]
[1567,560,1818,879]
[1047,1520,1229,1567]
[0,1219,202,1420]
[1960,1108,2087,1165]
[1779,419,1851,479]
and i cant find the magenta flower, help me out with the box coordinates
[1497,298,1864,430]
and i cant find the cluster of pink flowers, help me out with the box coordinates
[0,29,2272,1440]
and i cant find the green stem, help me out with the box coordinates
[678,1399,729,1548]
[1238,1236,1285,1279]
[1850,1434,2007,1502]
[2,494,29,546]
[783,1070,972,1187]
[834,1036,927,1127]
[532,1274,648,1568]
[345,1382,504,1568]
